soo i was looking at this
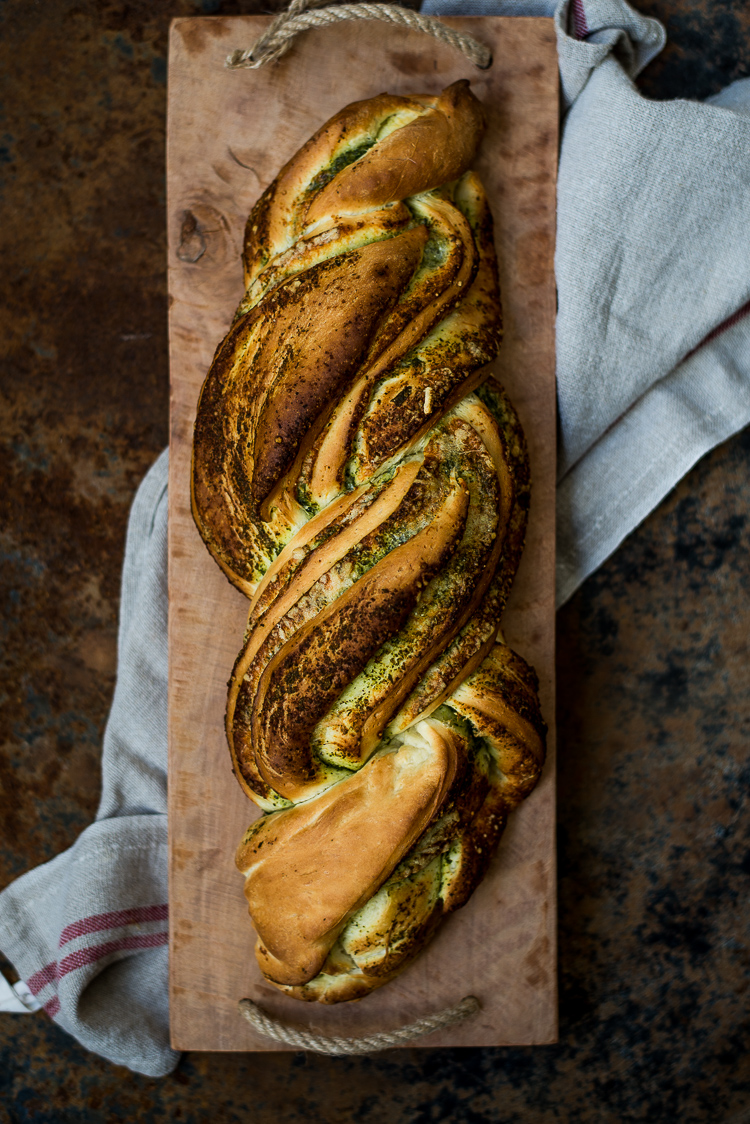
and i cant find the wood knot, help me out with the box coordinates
[175,203,232,266]
[177,210,206,263]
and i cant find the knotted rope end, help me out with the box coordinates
[225,49,258,70]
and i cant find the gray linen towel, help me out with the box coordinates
[422,0,750,601]
[2,0,749,1075]
[0,449,177,1076]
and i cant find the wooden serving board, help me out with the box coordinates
[167,14,558,1051]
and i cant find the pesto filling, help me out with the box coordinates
[306,140,374,196]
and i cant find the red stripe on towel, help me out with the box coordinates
[44,995,61,1018]
[685,297,750,359]
[27,928,169,996]
[572,0,589,39]
[59,903,169,946]
[27,962,57,995]
[57,931,168,978]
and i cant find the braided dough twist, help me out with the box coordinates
[192,81,546,1003]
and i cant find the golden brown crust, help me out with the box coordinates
[304,81,484,224]
[191,84,501,593]
[252,674,545,1004]
[243,92,420,286]
[235,721,459,986]
[250,472,469,799]
[191,82,546,1002]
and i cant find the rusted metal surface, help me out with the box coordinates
[1,0,749,1119]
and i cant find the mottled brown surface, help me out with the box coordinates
[1,0,750,1121]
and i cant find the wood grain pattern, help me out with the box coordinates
[167,14,558,1051]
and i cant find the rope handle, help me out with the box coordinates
[238,994,480,1054]
[225,0,492,72]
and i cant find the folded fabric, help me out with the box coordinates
[422,0,750,602]
[2,0,750,1076]
[0,449,177,1077]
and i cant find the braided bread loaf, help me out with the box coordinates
[191,80,546,1004]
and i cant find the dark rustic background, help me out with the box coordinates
[1,2,749,1121]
